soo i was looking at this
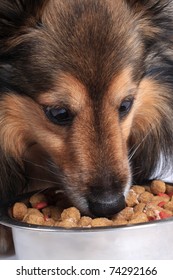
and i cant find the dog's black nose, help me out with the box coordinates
[88,190,125,217]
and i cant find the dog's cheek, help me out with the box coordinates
[131,78,169,138]
[0,94,36,160]
[0,94,66,187]
[0,94,62,159]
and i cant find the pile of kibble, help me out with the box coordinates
[12,180,173,228]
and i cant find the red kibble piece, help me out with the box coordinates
[35,201,48,210]
[159,211,172,219]
[158,201,166,207]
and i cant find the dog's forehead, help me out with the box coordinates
[0,0,143,99]
[39,0,142,97]
[37,68,135,111]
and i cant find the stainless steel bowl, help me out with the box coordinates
[0,191,173,260]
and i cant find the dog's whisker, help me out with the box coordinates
[23,158,90,181]
[22,158,59,177]
[131,169,145,179]
[128,124,156,161]
[25,176,62,186]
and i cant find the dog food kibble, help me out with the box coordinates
[113,218,128,226]
[113,207,134,220]
[150,180,166,194]
[131,185,145,194]
[125,189,138,207]
[128,212,148,224]
[12,202,28,220]
[12,180,173,228]
[61,207,81,222]
[78,216,92,227]
[57,219,77,228]
[23,213,45,225]
[138,191,154,203]
[134,202,146,213]
[91,218,113,227]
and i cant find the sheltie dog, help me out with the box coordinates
[1,0,173,254]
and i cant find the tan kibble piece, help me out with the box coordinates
[112,213,125,221]
[125,190,139,207]
[91,218,113,227]
[113,219,128,226]
[115,207,134,220]
[131,211,146,220]
[138,191,153,203]
[150,180,166,194]
[144,186,151,193]
[57,219,77,228]
[163,201,173,212]
[12,202,28,220]
[43,218,55,226]
[61,207,81,222]
[29,193,47,208]
[27,208,44,217]
[128,213,148,224]
[131,185,145,194]
[134,203,146,213]
[23,214,44,225]
[78,216,92,227]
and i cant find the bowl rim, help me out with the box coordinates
[1,190,173,233]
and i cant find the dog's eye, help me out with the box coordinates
[119,97,134,118]
[44,107,74,125]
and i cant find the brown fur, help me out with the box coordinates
[1,0,173,255]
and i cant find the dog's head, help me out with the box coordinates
[1,0,173,217]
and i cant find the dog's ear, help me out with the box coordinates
[127,0,173,38]
[0,0,49,37]
[0,0,49,19]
